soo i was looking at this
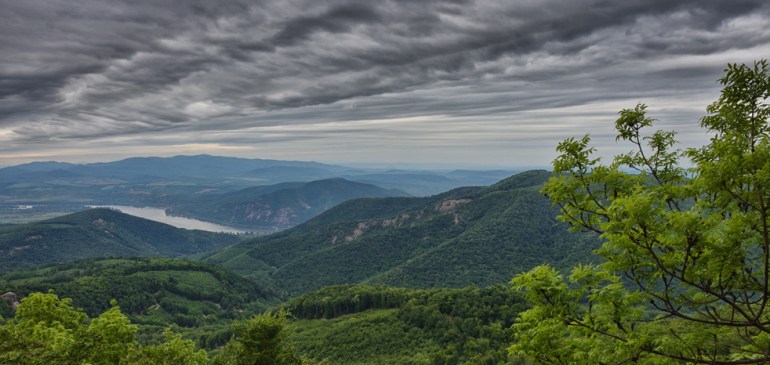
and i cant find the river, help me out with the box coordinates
[88,205,247,234]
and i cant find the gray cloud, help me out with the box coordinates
[0,0,768,166]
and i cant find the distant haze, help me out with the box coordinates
[1,0,769,167]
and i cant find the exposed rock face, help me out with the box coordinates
[1,292,20,309]
[239,199,301,228]
[346,221,378,241]
[435,199,472,212]
[8,245,31,255]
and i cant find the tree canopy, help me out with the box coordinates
[510,60,770,364]
[0,291,313,365]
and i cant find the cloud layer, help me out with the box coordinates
[1,0,769,167]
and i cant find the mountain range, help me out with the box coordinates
[0,155,516,201]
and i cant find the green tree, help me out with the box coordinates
[121,328,208,365]
[0,292,135,364]
[510,60,770,364]
[0,291,206,365]
[211,310,319,365]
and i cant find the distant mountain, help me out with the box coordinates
[445,169,517,182]
[240,166,337,180]
[0,256,281,345]
[198,170,602,297]
[345,173,464,197]
[64,155,351,180]
[168,178,411,230]
[0,161,77,174]
[345,170,520,196]
[0,155,351,182]
[0,208,242,272]
[0,156,518,212]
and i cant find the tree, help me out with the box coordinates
[211,310,320,365]
[510,60,770,364]
[122,328,208,365]
[0,291,206,365]
[0,292,135,364]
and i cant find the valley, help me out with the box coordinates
[0,161,593,364]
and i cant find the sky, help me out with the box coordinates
[1,0,769,169]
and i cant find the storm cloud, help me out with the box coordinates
[1,0,769,167]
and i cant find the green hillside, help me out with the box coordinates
[167,178,410,230]
[0,257,282,348]
[200,170,602,297]
[0,208,242,272]
[281,284,529,364]
[0,263,529,363]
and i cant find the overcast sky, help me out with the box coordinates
[1,0,768,169]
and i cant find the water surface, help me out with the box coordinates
[89,205,247,234]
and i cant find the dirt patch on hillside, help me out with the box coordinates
[9,245,30,255]
[435,199,471,212]
[346,221,378,241]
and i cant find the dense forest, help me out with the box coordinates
[0,257,281,349]
[1,274,531,364]
[282,285,530,364]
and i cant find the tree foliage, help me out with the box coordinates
[510,60,770,364]
[211,310,317,365]
[0,292,191,365]
[0,291,313,365]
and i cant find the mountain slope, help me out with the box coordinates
[168,178,411,230]
[200,170,601,296]
[0,208,242,272]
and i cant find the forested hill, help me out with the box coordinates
[199,170,602,297]
[0,257,282,348]
[281,284,530,364]
[166,178,411,230]
[0,208,242,273]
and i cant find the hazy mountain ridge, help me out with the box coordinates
[167,178,411,230]
[0,156,515,226]
[0,155,346,180]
